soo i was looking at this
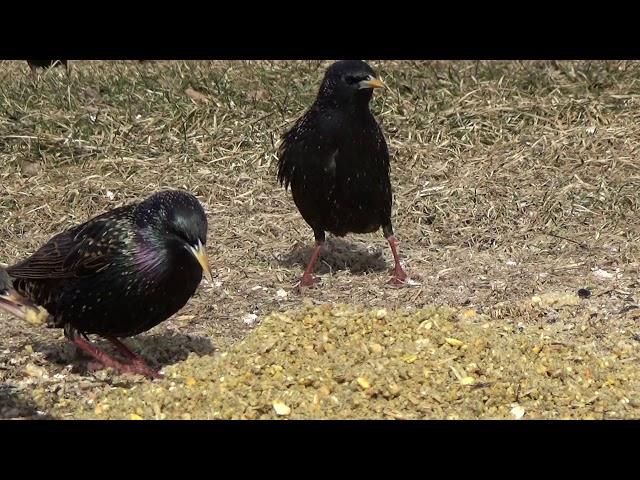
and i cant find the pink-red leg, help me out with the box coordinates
[104,335,143,362]
[299,242,324,288]
[103,335,161,377]
[71,335,162,379]
[386,235,408,285]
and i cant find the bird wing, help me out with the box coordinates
[277,108,340,190]
[7,207,131,280]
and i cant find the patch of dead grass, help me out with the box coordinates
[0,60,639,418]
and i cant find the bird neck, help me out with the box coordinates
[318,95,373,117]
[134,232,202,287]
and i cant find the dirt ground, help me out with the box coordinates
[0,60,639,419]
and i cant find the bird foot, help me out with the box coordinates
[387,266,409,286]
[128,359,164,379]
[297,274,320,291]
[86,361,106,373]
[86,359,163,379]
[71,334,162,379]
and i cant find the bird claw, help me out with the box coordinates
[86,358,162,379]
[86,361,106,373]
[297,274,320,292]
[130,359,164,379]
[387,267,409,286]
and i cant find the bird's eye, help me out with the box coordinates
[344,75,361,85]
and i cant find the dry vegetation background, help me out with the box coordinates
[0,60,639,419]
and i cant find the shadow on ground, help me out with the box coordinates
[0,383,52,419]
[31,332,216,374]
[279,237,390,275]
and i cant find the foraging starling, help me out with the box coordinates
[277,60,408,287]
[26,60,69,81]
[0,190,213,378]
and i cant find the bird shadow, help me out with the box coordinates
[31,332,216,374]
[0,383,52,419]
[279,237,389,275]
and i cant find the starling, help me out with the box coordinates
[277,60,408,287]
[26,60,69,81]
[0,190,213,378]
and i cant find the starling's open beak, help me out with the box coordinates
[358,76,385,90]
[0,288,49,325]
[189,240,213,283]
[0,288,33,308]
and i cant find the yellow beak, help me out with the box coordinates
[190,240,213,283]
[359,77,385,89]
[0,288,49,325]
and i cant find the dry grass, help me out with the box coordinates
[0,60,639,418]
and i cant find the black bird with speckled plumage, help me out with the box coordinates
[277,60,408,287]
[0,190,212,378]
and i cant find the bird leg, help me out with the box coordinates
[103,335,143,361]
[70,333,162,379]
[299,241,324,288]
[386,235,408,285]
[104,335,162,377]
[103,335,161,377]
[29,65,38,84]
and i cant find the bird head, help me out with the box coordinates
[137,190,213,283]
[317,60,385,106]
[0,268,47,324]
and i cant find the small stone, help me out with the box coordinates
[242,313,259,326]
[510,405,525,419]
[577,288,591,299]
[593,268,614,279]
[273,401,291,416]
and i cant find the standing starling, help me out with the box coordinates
[277,60,408,288]
[26,60,69,82]
[0,190,213,378]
